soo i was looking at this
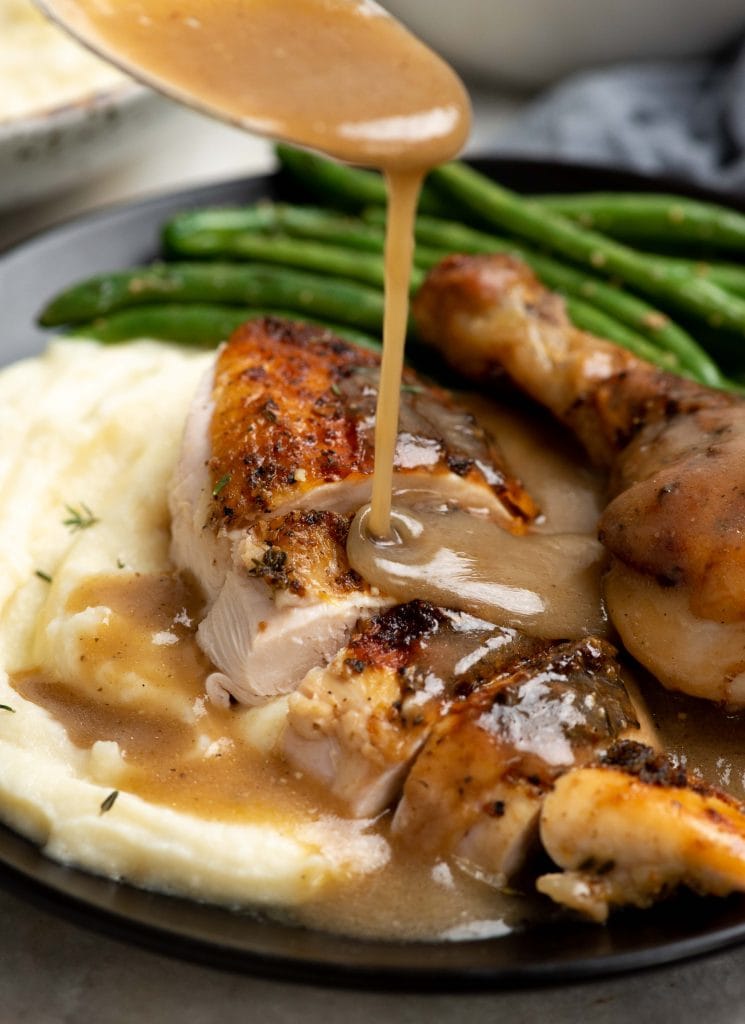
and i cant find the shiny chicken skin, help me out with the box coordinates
[284,600,552,817]
[414,254,745,705]
[170,317,537,704]
[284,600,658,889]
[391,636,644,886]
[538,741,745,922]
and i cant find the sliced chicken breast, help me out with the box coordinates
[170,317,537,705]
[391,637,646,886]
[283,599,551,817]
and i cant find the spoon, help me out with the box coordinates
[32,0,470,168]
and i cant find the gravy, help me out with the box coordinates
[45,0,471,545]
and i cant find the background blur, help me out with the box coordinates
[1,0,744,247]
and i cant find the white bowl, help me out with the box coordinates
[0,82,166,211]
[382,0,745,87]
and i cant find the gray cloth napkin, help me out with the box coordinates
[496,37,745,194]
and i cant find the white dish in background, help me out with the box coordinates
[0,0,165,211]
[0,83,167,212]
[381,0,745,87]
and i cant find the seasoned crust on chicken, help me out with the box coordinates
[209,317,538,530]
[538,741,745,922]
[414,254,745,704]
[239,509,364,600]
[283,601,551,817]
[392,638,642,884]
[170,316,539,705]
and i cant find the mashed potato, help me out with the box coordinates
[0,339,388,909]
[0,0,127,123]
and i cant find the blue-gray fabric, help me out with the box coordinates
[496,38,745,193]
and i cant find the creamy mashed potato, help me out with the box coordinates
[0,340,388,909]
[0,0,127,123]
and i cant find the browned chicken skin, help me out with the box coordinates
[538,741,745,921]
[392,637,641,884]
[414,254,745,704]
[210,317,537,530]
[170,316,538,705]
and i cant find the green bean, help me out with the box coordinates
[162,231,425,292]
[39,262,386,333]
[68,304,380,349]
[533,192,745,252]
[164,201,445,270]
[649,257,745,298]
[430,162,745,374]
[163,203,385,256]
[276,143,447,215]
[561,298,678,369]
[365,207,703,379]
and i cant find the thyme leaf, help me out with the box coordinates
[35,570,53,583]
[401,384,423,394]
[0,705,15,714]
[63,502,99,533]
[99,790,119,815]
[212,474,231,498]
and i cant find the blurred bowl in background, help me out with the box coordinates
[0,0,166,210]
[382,0,745,87]
[0,83,165,211]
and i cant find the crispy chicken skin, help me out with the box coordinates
[283,600,552,817]
[538,741,745,922]
[284,602,654,888]
[170,317,537,704]
[392,637,642,884]
[209,317,537,529]
[414,254,745,704]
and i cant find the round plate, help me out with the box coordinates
[2,158,745,989]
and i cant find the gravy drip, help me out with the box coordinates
[351,396,609,639]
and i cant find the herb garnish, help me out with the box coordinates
[99,790,119,815]
[212,474,231,498]
[401,384,423,394]
[0,705,15,714]
[35,570,53,583]
[116,558,125,570]
[330,383,341,396]
[63,502,99,533]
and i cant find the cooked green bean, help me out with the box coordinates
[161,232,425,292]
[164,201,445,269]
[40,262,386,333]
[562,298,678,369]
[69,304,380,348]
[651,257,745,298]
[533,192,745,252]
[164,203,386,256]
[430,162,745,367]
[365,207,706,380]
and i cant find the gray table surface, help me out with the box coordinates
[3,885,745,1024]
[4,95,745,1024]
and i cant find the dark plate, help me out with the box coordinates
[2,158,745,990]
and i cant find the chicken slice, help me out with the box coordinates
[538,740,745,922]
[283,600,550,816]
[391,637,647,886]
[414,254,745,705]
[170,317,537,705]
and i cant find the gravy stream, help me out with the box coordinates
[49,0,470,544]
